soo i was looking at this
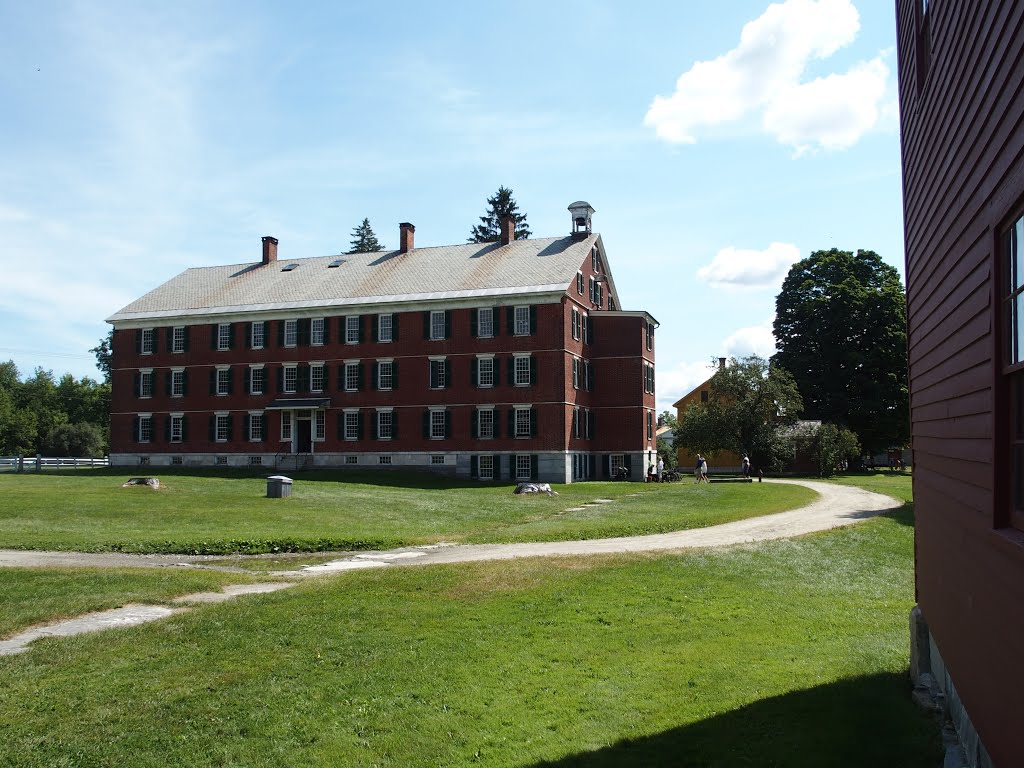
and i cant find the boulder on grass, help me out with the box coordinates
[122,477,160,489]
[513,482,558,496]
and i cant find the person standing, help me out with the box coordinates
[699,455,709,483]
[694,454,703,483]
[742,455,750,480]
[657,456,664,482]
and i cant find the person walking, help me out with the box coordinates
[742,455,750,480]
[699,455,709,483]
[656,456,664,482]
[694,455,703,483]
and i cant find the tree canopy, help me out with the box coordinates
[468,186,531,243]
[675,356,803,471]
[348,218,384,253]
[772,248,909,453]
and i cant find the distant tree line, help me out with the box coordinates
[0,361,109,457]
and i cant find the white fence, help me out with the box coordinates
[0,456,110,472]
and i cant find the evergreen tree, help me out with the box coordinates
[348,218,384,253]
[468,186,531,243]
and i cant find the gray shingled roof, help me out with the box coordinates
[108,234,603,323]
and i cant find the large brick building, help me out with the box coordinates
[107,203,658,483]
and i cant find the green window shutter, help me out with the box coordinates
[277,367,284,393]
[493,357,500,385]
[624,455,633,473]
[338,317,346,341]
[278,321,285,347]
[164,416,171,442]
[531,455,539,481]
[164,371,171,395]
[182,370,189,396]
[298,366,310,393]
[422,410,430,439]
[358,315,364,343]
[337,413,344,437]
[493,306,500,335]
[228,323,235,349]
[245,323,252,348]
[244,416,250,442]
[208,370,216,395]
[337,364,345,390]
[133,373,140,398]
[470,309,478,338]
[392,313,400,342]
[372,412,379,440]
[357,363,364,391]
[493,412,500,439]
[181,415,188,442]
[322,318,330,345]
[165,328,173,352]
[529,306,537,335]
[429,362,437,389]
[132,416,140,443]
[356,412,364,440]
[572,409,578,437]
[471,410,479,438]
[444,411,451,439]
[443,360,450,388]
[302,319,312,346]
[209,416,216,443]
[508,409,515,437]
[470,455,478,479]
[588,410,595,438]
[371,362,379,391]
[323,365,331,390]
[506,307,514,335]
[530,358,537,386]
[471,358,478,387]
[135,330,142,353]
[392,361,399,390]
[211,324,218,350]
[423,312,430,339]
[183,326,190,352]
[227,368,234,395]
[507,357,514,386]
[444,311,451,339]
[392,411,399,440]
[530,409,537,437]
[226,415,234,441]
[588,454,596,477]
[372,314,379,341]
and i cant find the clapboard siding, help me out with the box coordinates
[897,0,1024,763]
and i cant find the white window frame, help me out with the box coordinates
[249,365,264,396]
[429,357,448,389]
[310,362,325,393]
[514,306,530,336]
[611,454,625,475]
[311,318,325,346]
[137,414,152,443]
[139,369,153,399]
[215,413,230,443]
[281,411,292,441]
[477,308,494,338]
[345,455,359,465]
[345,361,360,392]
[378,455,393,465]
[477,355,494,388]
[377,360,393,391]
[514,354,531,387]
[249,412,264,442]
[314,410,326,441]
[172,326,186,354]
[169,413,183,443]
[217,323,231,351]
[514,407,532,438]
[251,321,265,350]
[171,368,185,398]
[478,407,494,439]
[377,409,393,440]
[576,272,584,295]
[216,366,231,396]
[283,365,297,394]
[344,410,359,441]
[140,328,154,354]
[571,309,581,341]
[345,315,360,344]
[515,454,532,480]
[572,358,580,389]
[430,408,446,440]
[378,313,393,343]
[431,455,445,465]
[479,454,494,480]
[430,310,446,340]
[284,319,298,347]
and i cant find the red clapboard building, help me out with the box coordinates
[896,1,1024,765]
[106,202,659,483]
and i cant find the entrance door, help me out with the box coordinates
[296,419,313,453]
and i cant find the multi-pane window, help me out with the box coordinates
[479,455,494,480]
[346,316,360,344]
[430,310,446,340]
[377,360,393,390]
[431,455,445,465]
[477,356,494,388]
[572,358,580,389]
[515,454,532,480]
[215,414,230,442]
[171,369,185,397]
[216,367,231,396]
[379,455,393,465]
[284,320,297,347]
[647,410,654,440]
[284,365,297,394]
[429,358,449,389]
[314,411,325,441]
[377,410,393,440]
[584,361,592,391]
[644,363,655,394]
[311,318,325,346]
[310,363,325,393]
[345,362,360,392]
[610,454,625,476]
[430,409,447,439]
[646,322,655,351]
[251,321,265,349]
[576,272,584,295]
[281,411,293,441]
[514,306,530,336]
[582,314,589,344]
[217,323,232,351]
[514,355,531,386]
[345,455,359,465]
[344,411,360,441]
[138,370,153,398]
[478,308,494,338]
[140,328,154,354]
[515,408,532,438]
[170,414,183,442]
[592,247,601,273]
[137,415,152,443]
[250,366,264,395]
[571,309,581,340]
[249,413,263,442]
[478,408,495,439]
[1003,212,1024,526]
[172,326,186,353]
[573,407,581,438]
[378,313,393,342]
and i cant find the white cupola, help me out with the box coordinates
[568,201,595,235]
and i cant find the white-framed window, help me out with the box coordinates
[215,456,228,466]
[139,456,151,466]
[248,456,262,466]
[345,455,359,465]
[345,315,360,344]
[137,414,152,443]
[379,455,393,465]
[377,360,393,390]
[515,454,532,480]
[514,306,530,336]
[169,414,183,443]
[311,318,325,346]
[138,369,153,398]
[572,358,580,389]
[377,409,393,440]
[281,411,292,441]
[514,355,532,387]
[249,412,264,442]
[584,408,592,438]
[140,328,154,354]
[584,360,592,391]
[477,308,494,338]
[172,326,186,353]
[430,409,447,440]
[571,308,581,340]
[284,319,298,347]
[515,407,532,438]
[582,314,589,344]
[479,455,494,480]
[171,455,183,466]
[314,410,325,441]
[378,313,393,343]
[646,321,655,351]
[310,363,325,393]
[249,365,264,395]
[431,455,445,465]
[215,413,230,442]
[430,310,446,340]
[573,407,581,438]
[611,454,625,476]
[217,323,232,351]
[345,361,360,392]
[592,247,601,273]
[576,272,584,295]
[478,407,494,439]
[344,410,360,441]
[216,366,231,396]
[429,358,448,389]
[251,321,265,350]
[283,365,297,394]
[171,368,185,397]
[477,356,494,388]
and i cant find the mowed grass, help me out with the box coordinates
[0,469,814,554]
[0,507,940,767]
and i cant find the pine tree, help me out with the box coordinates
[468,186,531,243]
[348,218,384,253]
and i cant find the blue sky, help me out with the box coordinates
[0,0,903,414]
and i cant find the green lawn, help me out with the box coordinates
[0,506,940,767]
[0,469,815,554]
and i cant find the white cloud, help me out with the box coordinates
[723,323,778,358]
[657,358,721,413]
[644,0,888,152]
[697,242,800,289]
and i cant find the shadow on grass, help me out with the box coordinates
[883,502,915,527]
[532,672,940,768]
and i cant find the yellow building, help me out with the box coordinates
[672,358,743,473]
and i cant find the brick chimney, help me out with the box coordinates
[499,215,515,245]
[261,236,278,265]
[719,357,727,370]
[399,222,415,254]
